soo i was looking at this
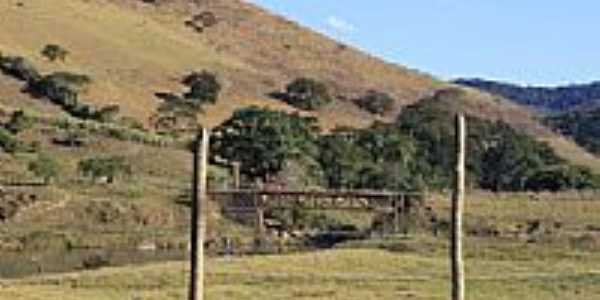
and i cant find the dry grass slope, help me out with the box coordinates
[1,0,599,170]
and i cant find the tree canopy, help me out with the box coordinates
[211,106,320,182]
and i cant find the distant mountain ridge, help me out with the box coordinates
[454,78,600,113]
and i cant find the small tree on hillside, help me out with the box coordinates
[41,44,69,62]
[182,71,221,105]
[284,78,332,111]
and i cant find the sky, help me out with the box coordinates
[246,0,600,86]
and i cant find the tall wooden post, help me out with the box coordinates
[451,114,466,300]
[189,128,210,300]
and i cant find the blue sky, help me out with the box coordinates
[247,0,600,86]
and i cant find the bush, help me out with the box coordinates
[0,55,41,82]
[26,72,91,108]
[28,154,61,184]
[355,90,395,115]
[182,71,221,105]
[0,127,19,153]
[5,110,33,134]
[78,156,132,183]
[284,78,332,110]
[41,44,69,62]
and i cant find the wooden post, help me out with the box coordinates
[401,194,408,235]
[189,128,210,300]
[255,206,265,250]
[232,162,241,190]
[451,114,466,300]
[393,196,400,234]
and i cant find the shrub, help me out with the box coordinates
[355,90,395,115]
[26,72,91,108]
[284,78,332,110]
[41,44,69,62]
[5,110,33,134]
[78,156,132,183]
[0,55,41,82]
[28,154,61,184]
[0,127,19,153]
[182,71,221,105]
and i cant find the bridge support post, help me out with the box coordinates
[401,194,409,235]
[393,196,400,234]
[255,206,266,252]
[232,162,241,190]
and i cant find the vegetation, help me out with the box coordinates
[212,102,599,192]
[396,96,599,191]
[5,110,33,134]
[211,106,319,182]
[282,78,332,111]
[182,71,221,105]
[41,44,69,62]
[28,154,61,184]
[0,127,20,153]
[0,53,119,123]
[545,107,600,155]
[27,71,120,122]
[26,71,91,107]
[78,156,132,183]
[455,78,600,112]
[0,55,41,82]
[318,125,419,190]
[354,90,395,115]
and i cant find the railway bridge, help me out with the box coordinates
[209,189,429,240]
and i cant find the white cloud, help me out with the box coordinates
[327,16,356,33]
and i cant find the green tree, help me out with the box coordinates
[28,154,61,184]
[211,107,320,182]
[318,129,370,189]
[182,71,221,105]
[41,44,69,62]
[284,78,332,110]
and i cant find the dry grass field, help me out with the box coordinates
[2,193,600,300]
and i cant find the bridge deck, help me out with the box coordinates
[209,190,426,212]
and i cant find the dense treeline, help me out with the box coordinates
[545,107,600,155]
[455,78,600,113]
[212,96,600,192]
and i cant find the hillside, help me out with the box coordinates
[0,0,597,170]
[454,78,600,113]
[0,0,441,130]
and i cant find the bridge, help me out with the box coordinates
[208,189,429,239]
